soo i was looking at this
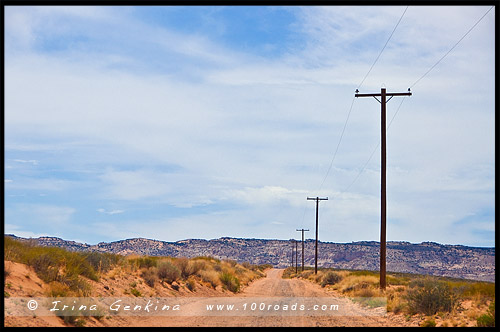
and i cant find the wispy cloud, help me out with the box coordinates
[12,159,39,165]
[97,208,125,215]
[4,6,495,246]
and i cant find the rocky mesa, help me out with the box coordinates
[5,234,495,282]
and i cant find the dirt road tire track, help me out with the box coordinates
[105,268,396,327]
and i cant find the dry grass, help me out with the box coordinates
[285,266,495,327]
[4,236,268,298]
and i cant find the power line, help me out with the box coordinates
[342,6,494,195]
[341,96,407,194]
[410,6,494,89]
[357,6,409,90]
[317,6,409,193]
[318,96,356,191]
[300,5,491,242]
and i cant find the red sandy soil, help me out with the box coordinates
[5,261,421,327]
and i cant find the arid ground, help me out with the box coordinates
[6,262,422,327]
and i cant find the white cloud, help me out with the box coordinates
[4,224,47,239]
[4,6,494,246]
[228,186,309,207]
[12,159,39,165]
[97,208,125,215]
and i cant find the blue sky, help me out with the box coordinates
[4,6,495,247]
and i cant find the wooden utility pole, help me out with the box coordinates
[355,87,411,290]
[291,240,294,268]
[295,241,299,274]
[296,228,310,271]
[307,197,328,274]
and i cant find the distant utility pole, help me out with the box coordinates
[307,197,328,274]
[295,241,299,274]
[296,228,310,271]
[291,240,295,268]
[355,87,411,290]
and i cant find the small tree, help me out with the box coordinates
[157,261,180,284]
[405,279,459,315]
[321,271,342,287]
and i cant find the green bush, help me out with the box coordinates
[29,253,60,282]
[405,279,459,315]
[129,256,160,270]
[4,237,104,296]
[321,271,342,287]
[130,288,142,297]
[420,318,437,327]
[174,257,202,279]
[350,270,379,277]
[219,272,240,293]
[141,267,158,287]
[186,277,196,292]
[224,259,238,267]
[80,252,122,273]
[448,280,496,299]
[192,256,221,263]
[477,301,495,327]
[157,261,180,284]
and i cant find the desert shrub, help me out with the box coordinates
[52,298,85,326]
[257,264,273,271]
[386,274,411,286]
[350,270,379,277]
[4,237,106,296]
[321,271,342,287]
[281,267,296,279]
[4,236,26,261]
[128,256,160,270]
[199,270,220,288]
[80,252,122,274]
[477,301,495,327]
[174,258,190,278]
[157,261,180,284]
[188,260,205,276]
[219,272,240,293]
[242,262,252,269]
[420,318,437,327]
[405,279,459,315]
[141,267,158,287]
[28,253,61,282]
[299,270,313,279]
[47,281,72,297]
[63,276,92,297]
[186,277,196,292]
[447,280,496,299]
[174,257,203,279]
[193,256,221,263]
[354,287,376,298]
[4,266,11,281]
[64,254,99,282]
[130,288,142,297]
[224,259,238,267]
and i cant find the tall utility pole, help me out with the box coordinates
[307,197,328,274]
[291,240,295,268]
[355,87,411,290]
[296,228,309,271]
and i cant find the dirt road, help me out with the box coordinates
[106,269,396,327]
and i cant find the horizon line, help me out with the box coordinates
[4,233,495,249]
